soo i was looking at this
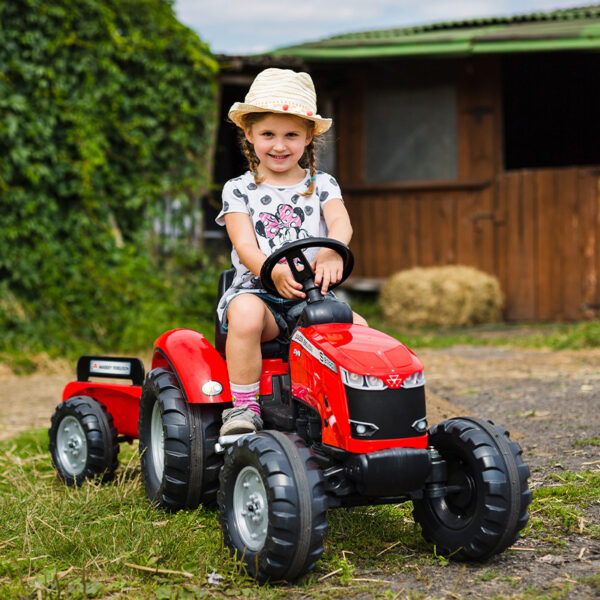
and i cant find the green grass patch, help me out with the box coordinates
[0,430,430,599]
[525,470,600,540]
[574,436,600,447]
[579,573,600,592]
[1,243,227,374]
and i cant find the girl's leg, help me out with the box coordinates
[220,294,280,435]
[225,293,280,383]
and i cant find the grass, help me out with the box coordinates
[1,431,600,599]
[526,470,600,541]
[0,430,436,599]
[574,436,600,447]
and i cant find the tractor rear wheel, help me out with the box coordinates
[139,367,223,510]
[49,396,119,486]
[413,417,531,560]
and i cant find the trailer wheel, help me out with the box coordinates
[49,396,119,486]
[218,431,328,582]
[413,417,531,560]
[139,367,223,510]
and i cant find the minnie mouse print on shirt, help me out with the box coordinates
[215,169,343,323]
[255,203,310,247]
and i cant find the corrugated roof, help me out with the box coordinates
[270,4,600,59]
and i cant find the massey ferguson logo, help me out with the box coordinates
[385,374,403,389]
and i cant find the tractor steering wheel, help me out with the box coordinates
[260,238,354,303]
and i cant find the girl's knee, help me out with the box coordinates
[227,295,268,335]
[353,311,368,326]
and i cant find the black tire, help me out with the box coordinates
[413,417,531,560]
[49,396,119,486]
[138,367,223,511]
[218,431,328,582]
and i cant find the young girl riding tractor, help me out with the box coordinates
[216,68,366,436]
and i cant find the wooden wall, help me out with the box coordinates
[324,54,600,321]
[344,167,600,321]
[496,168,600,320]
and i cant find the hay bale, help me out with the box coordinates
[380,265,503,328]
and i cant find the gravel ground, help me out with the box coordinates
[1,347,599,598]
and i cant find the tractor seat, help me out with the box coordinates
[214,268,289,360]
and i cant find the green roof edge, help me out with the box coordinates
[268,4,600,59]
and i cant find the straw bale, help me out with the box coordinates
[380,265,503,328]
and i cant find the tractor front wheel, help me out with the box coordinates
[413,417,531,560]
[218,431,328,582]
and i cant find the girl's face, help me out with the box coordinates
[245,113,313,181]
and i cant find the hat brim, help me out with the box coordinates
[228,102,332,136]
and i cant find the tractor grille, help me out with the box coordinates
[345,386,426,440]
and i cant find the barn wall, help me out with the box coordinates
[344,168,600,321]
[327,55,600,321]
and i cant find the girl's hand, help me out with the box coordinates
[272,263,305,300]
[312,248,343,295]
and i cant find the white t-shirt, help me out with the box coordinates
[215,169,343,324]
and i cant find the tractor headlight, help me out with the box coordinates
[401,370,426,388]
[340,367,386,390]
[201,380,223,396]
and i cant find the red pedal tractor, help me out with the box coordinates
[49,238,531,582]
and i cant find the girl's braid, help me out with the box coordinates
[240,138,264,186]
[300,139,316,197]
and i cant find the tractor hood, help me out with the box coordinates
[296,324,422,377]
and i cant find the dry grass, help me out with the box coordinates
[380,266,503,329]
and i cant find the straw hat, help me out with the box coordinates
[228,68,332,135]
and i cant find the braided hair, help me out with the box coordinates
[238,113,318,195]
[299,138,317,197]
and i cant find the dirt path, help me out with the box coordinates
[1,347,599,598]
[0,361,72,441]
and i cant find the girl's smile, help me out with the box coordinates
[245,113,313,184]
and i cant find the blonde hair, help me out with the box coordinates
[239,113,318,197]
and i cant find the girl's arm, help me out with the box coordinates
[313,198,353,294]
[224,212,305,299]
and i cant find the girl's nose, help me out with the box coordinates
[273,137,286,150]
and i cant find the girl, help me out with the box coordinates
[216,68,366,436]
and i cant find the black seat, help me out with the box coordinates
[214,269,289,360]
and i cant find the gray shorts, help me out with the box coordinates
[222,291,345,342]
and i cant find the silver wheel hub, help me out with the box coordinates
[150,402,165,481]
[233,466,268,551]
[56,416,88,476]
